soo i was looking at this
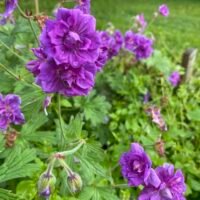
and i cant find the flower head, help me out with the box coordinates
[35,59,96,96]
[99,30,123,61]
[40,8,100,66]
[38,171,56,198]
[168,71,181,87]
[159,4,169,17]
[139,164,186,200]
[67,172,83,194]
[27,8,103,97]
[0,0,18,25]
[0,94,25,131]
[125,31,153,60]
[119,143,160,187]
[75,0,91,14]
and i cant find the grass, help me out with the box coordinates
[16,0,200,62]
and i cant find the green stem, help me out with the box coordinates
[0,63,40,89]
[0,63,19,80]
[17,4,39,45]
[34,0,39,15]
[111,184,129,189]
[47,157,56,175]
[28,19,40,45]
[57,94,66,149]
[58,159,73,176]
[57,139,85,156]
[17,4,33,19]
[0,40,26,62]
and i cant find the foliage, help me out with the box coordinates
[0,0,200,200]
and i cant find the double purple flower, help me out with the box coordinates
[119,143,186,200]
[27,8,102,96]
[0,94,25,131]
[0,0,18,25]
[119,143,160,187]
[125,31,153,60]
[139,164,186,200]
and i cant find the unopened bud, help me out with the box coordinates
[38,171,56,198]
[67,172,83,194]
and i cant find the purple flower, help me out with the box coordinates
[159,4,169,17]
[98,30,123,61]
[35,59,96,96]
[135,14,147,32]
[168,71,181,87]
[119,143,160,187]
[75,0,91,14]
[139,164,186,200]
[27,8,105,97]
[40,8,100,66]
[0,0,18,25]
[0,94,25,131]
[125,31,153,60]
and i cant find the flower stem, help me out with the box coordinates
[17,4,39,45]
[28,18,40,45]
[0,63,19,80]
[111,184,129,189]
[0,40,26,62]
[57,139,85,156]
[34,0,40,15]
[57,94,66,149]
[0,63,40,89]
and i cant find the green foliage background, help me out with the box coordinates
[0,0,200,199]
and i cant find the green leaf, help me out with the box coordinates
[187,109,200,121]
[16,180,37,200]
[0,147,39,183]
[0,188,20,200]
[74,91,111,126]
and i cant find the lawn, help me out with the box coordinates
[20,0,200,60]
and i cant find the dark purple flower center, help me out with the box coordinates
[64,31,81,50]
[133,160,145,173]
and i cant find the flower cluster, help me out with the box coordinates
[125,31,153,60]
[0,0,18,25]
[98,30,123,64]
[0,94,25,131]
[168,71,181,87]
[27,8,103,96]
[120,143,186,200]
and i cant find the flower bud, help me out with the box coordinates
[37,171,56,198]
[67,172,83,194]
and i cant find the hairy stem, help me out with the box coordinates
[28,19,40,45]
[57,139,85,156]
[0,63,40,89]
[0,40,26,62]
[34,0,40,15]
[57,94,66,149]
